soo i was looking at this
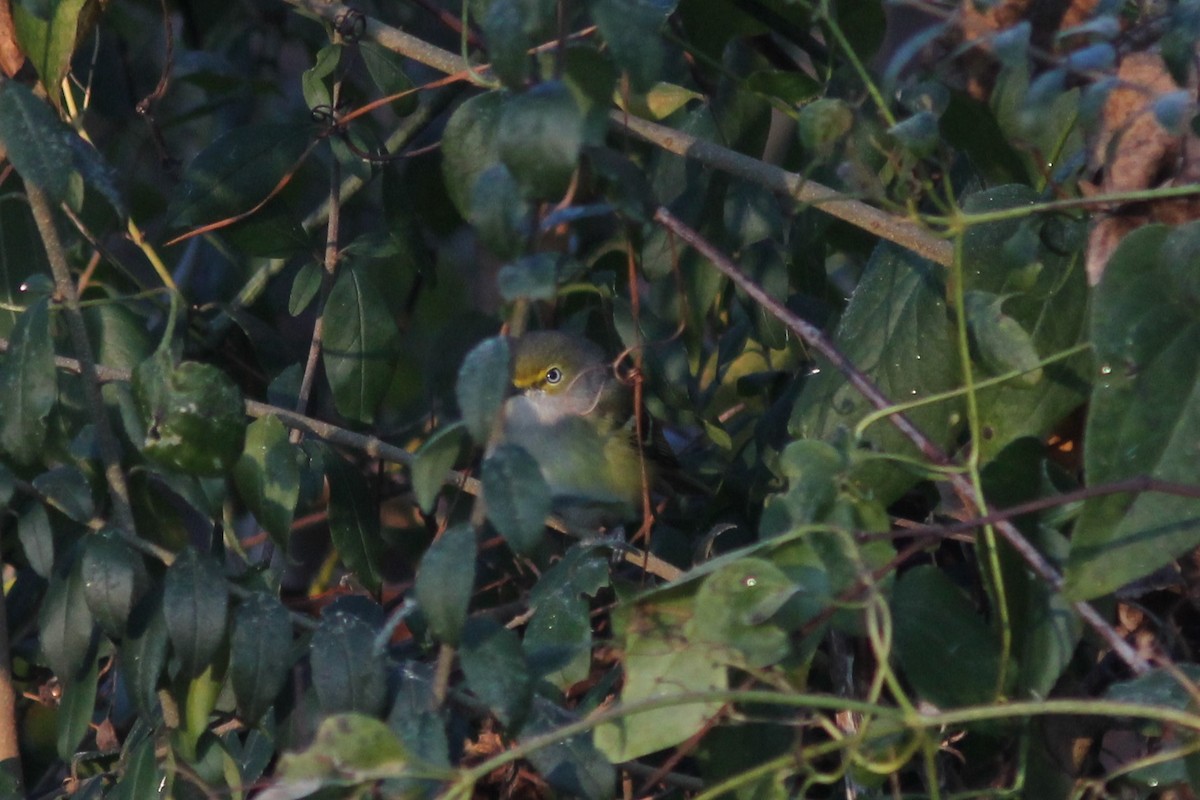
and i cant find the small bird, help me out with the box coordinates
[502,330,645,528]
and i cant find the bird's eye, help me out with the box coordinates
[545,366,563,385]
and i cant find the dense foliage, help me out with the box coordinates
[3,0,1200,797]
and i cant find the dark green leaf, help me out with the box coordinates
[360,42,418,115]
[11,0,88,109]
[441,91,505,218]
[162,548,228,679]
[483,0,533,89]
[527,697,615,800]
[589,0,678,91]
[0,297,55,465]
[323,264,401,424]
[56,653,98,762]
[326,450,385,592]
[498,253,560,301]
[109,735,161,800]
[234,415,301,544]
[39,559,98,679]
[230,592,293,723]
[460,618,532,729]
[0,82,73,200]
[482,443,550,556]
[414,524,476,645]
[81,530,147,639]
[17,503,54,578]
[121,590,168,718]
[34,465,94,523]
[412,422,466,514]
[455,336,511,444]
[893,565,1001,707]
[310,609,387,715]
[168,122,314,229]
[288,261,322,316]
[469,163,530,258]
[524,589,591,690]
[1067,223,1200,599]
[133,355,246,476]
[497,81,585,198]
[789,244,962,503]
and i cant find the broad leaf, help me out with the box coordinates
[310,607,387,716]
[162,548,228,679]
[81,530,147,640]
[441,91,505,218]
[325,450,385,592]
[322,264,400,424]
[1067,223,1200,598]
[482,443,551,555]
[414,524,476,645]
[234,415,301,543]
[455,336,511,444]
[0,82,72,201]
[0,297,55,465]
[412,422,465,514]
[230,592,294,723]
[460,618,532,730]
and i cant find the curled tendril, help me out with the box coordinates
[334,8,366,41]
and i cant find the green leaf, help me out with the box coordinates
[0,297,55,465]
[230,592,293,723]
[34,465,94,523]
[441,91,505,218]
[524,589,592,690]
[960,187,1090,461]
[271,713,412,791]
[455,336,511,444]
[482,443,551,556]
[39,558,98,680]
[414,524,476,645]
[133,355,247,476]
[460,618,532,730]
[301,43,341,109]
[498,253,560,301]
[11,0,90,109]
[234,415,300,544]
[360,42,418,114]
[594,595,726,762]
[412,422,465,514]
[168,122,313,229]
[162,548,228,679]
[81,530,147,639]
[589,0,678,92]
[482,0,534,89]
[686,558,793,669]
[17,503,54,578]
[322,264,400,424]
[526,697,615,800]
[120,590,169,718]
[309,606,388,716]
[109,735,162,800]
[1066,223,1200,599]
[56,653,98,762]
[964,291,1043,385]
[892,565,1001,708]
[325,451,385,593]
[789,243,962,503]
[469,163,530,259]
[497,81,585,198]
[0,81,73,201]
[288,261,322,316]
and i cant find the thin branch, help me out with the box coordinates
[25,184,138,539]
[0,586,21,793]
[651,205,1150,675]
